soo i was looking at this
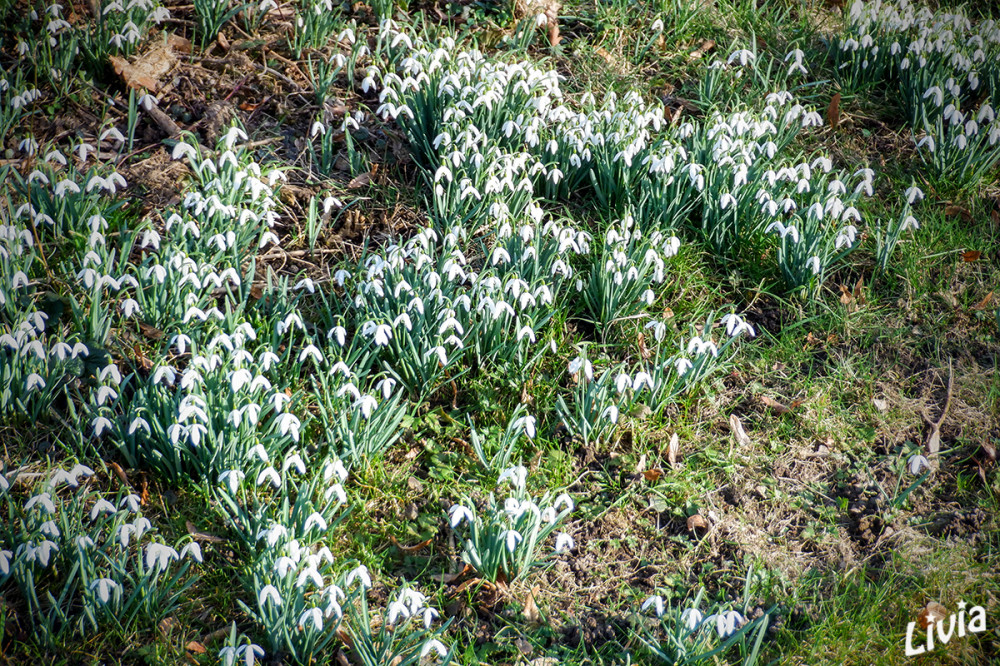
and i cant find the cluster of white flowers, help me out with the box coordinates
[836,1,1000,185]
[448,465,575,583]
[0,465,199,642]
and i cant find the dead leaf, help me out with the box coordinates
[918,602,948,629]
[961,250,981,262]
[637,332,651,361]
[761,396,802,414]
[840,284,853,306]
[523,585,542,625]
[642,468,663,482]
[690,39,716,59]
[981,440,996,463]
[944,205,973,222]
[250,284,264,300]
[827,92,841,129]
[687,514,709,532]
[872,398,888,413]
[972,291,994,311]
[140,478,149,505]
[138,321,165,340]
[185,641,207,654]
[667,433,680,469]
[347,173,372,189]
[389,535,433,553]
[435,563,472,584]
[728,414,751,446]
[853,276,866,304]
[186,521,225,544]
[216,32,230,51]
[109,461,130,487]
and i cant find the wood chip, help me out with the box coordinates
[728,414,751,446]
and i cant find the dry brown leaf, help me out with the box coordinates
[840,284,853,306]
[761,396,802,414]
[389,535,433,553]
[728,414,751,446]
[109,461,130,487]
[667,432,680,469]
[690,39,716,59]
[972,291,994,311]
[637,331,651,361]
[138,321,165,340]
[523,585,542,624]
[961,250,981,262]
[827,92,841,129]
[185,641,207,654]
[918,602,948,629]
[642,468,663,482]
[435,563,472,584]
[186,521,225,543]
[347,173,372,189]
[687,514,709,532]
[944,205,973,222]
[853,276,866,304]
[981,440,996,463]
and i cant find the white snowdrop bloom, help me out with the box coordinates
[258,584,282,608]
[24,373,46,392]
[257,467,281,489]
[681,607,703,631]
[346,565,372,589]
[89,499,116,520]
[554,533,575,553]
[146,543,179,571]
[674,357,693,376]
[712,610,745,638]
[807,256,821,275]
[499,464,528,490]
[449,504,474,527]
[504,529,523,552]
[92,416,114,437]
[219,470,245,493]
[276,413,301,442]
[180,542,203,563]
[121,493,142,512]
[908,454,931,475]
[90,578,118,604]
[642,595,665,617]
[602,405,619,423]
[900,215,919,232]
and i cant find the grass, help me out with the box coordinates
[1,0,999,664]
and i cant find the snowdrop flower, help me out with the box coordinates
[219,470,245,493]
[674,357,693,376]
[299,607,324,631]
[138,93,158,111]
[90,578,118,604]
[642,595,665,617]
[449,504,474,527]
[276,413,301,442]
[146,543,179,571]
[89,498,116,520]
[346,565,372,588]
[0,550,10,575]
[728,49,755,66]
[235,644,264,666]
[181,542,203,563]
[712,610,745,638]
[421,640,448,659]
[900,215,919,231]
[681,607,703,631]
[568,355,593,380]
[908,454,930,475]
[554,533,575,553]
[504,529,523,552]
[499,465,528,490]
[256,467,281,488]
[258,584,282,607]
